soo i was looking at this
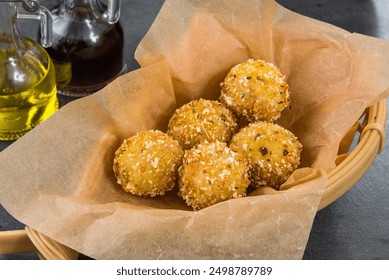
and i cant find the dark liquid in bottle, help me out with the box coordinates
[46,6,126,96]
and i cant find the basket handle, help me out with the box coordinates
[360,123,386,154]
[0,227,78,260]
[0,229,36,255]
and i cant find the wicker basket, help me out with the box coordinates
[0,98,386,260]
[319,98,387,210]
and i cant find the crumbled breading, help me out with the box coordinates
[230,121,302,189]
[167,98,238,150]
[113,130,183,196]
[220,59,290,123]
[178,141,250,210]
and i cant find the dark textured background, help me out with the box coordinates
[1,0,388,260]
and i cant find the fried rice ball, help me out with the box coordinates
[167,98,238,150]
[220,59,290,123]
[113,130,183,197]
[230,122,302,189]
[178,141,250,210]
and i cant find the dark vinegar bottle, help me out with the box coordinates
[46,0,126,97]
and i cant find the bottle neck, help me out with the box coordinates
[57,0,120,24]
[0,3,22,50]
[64,0,97,9]
[60,0,103,19]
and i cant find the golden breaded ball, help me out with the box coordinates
[230,122,302,189]
[220,59,290,123]
[178,141,250,210]
[113,130,183,196]
[167,98,238,150]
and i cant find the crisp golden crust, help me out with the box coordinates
[230,122,302,189]
[113,130,183,196]
[178,141,250,210]
[220,59,290,123]
[167,98,238,150]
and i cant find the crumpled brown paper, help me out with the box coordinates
[135,0,389,169]
[1,0,389,260]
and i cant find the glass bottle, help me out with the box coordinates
[0,1,58,141]
[46,0,126,96]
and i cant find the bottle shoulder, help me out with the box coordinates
[1,36,51,68]
[52,16,122,42]
[51,6,123,36]
[0,37,54,94]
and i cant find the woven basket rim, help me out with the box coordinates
[319,98,387,210]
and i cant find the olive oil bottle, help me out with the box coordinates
[0,1,58,141]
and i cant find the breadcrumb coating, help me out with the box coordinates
[113,130,183,196]
[167,98,238,150]
[178,141,250,210]
[113,59,299,207]
[230,122,302,189]
[220,59,290,123]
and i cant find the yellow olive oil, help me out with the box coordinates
[0,38,58,141]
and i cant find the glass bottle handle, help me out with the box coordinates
[16,2,53,47]
[91,0,121,24]
[106,0,121,24]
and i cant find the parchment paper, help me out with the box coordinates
[1,0,389,260]
[135,0,389,168]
